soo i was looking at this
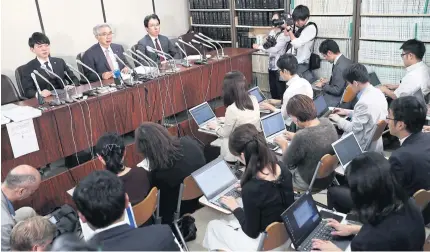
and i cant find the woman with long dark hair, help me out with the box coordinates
[206,71,261,162]
[134,122,206,224]
[96,133,150,206]
[312,152,425,251]
[203,124,294,251]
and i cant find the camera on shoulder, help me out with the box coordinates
[272,13,294,28]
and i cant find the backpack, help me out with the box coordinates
[48,204,80,240]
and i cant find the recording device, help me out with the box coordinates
[272,13,294,28]
[63,71,83,100]
[175,42,192,67]
[127,49,158,78]
[114,54,136,87]
[33,70,63,106]
[30,73,45,105]
[178,39,207,65]
[123,52,153,81]
[76,60,112,93]
[195,34,220,59]
[198,33,228,57]
[41,65,73,103]
[136,49,161,76]
[66,63,97,97]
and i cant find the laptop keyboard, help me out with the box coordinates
[267,142,280,151]
[215,188,241,205]
[299,221,334,251]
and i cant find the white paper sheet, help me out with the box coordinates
[2,105,41,122]
[6,119,40,158]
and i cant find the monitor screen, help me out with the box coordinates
[314,96,328,117]
[193,159,237,199]
[261,112,285,138]
[248,88,265,103]
[369,72,381,86]
[281,193,320,247]
[190,103,216,126]
[332,132,363,167]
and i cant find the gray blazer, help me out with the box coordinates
[1,192,15,251]
[323,55,353,107]
[136,34,180,65]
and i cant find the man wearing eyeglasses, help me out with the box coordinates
[82,23,129,82]
[136,14,180,66]
[378,39,430,102]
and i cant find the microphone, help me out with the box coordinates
[136,49,161,75]
[175,42,192,67]
[41,65,73,103]
[123,52,151,77]
[191,39,213,49]
[198,33,227,57]
[195,34,220,59]
[146,46,175,61]
[66,63,97,97]
[127,49,156,76]
[114,54,136,87]
[63,71,82,99]
[30,73,45,105]
[178,39,207,65]
[146,46,179,73]
[76,60,111,93]
[33,70,62,106]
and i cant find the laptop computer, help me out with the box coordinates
[189,102,218,135]
[248,86,272,114]
[192,158,241,210]
[261,111,287,151]
[332,132,363,169]
[281,192,353,251]
[314,95,331,118]
[369,72,381,86]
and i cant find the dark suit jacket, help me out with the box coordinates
[323,55,353,107]
[81,43,127,82]
[90,224,180,251]
[21,57,79,98]
[389,132,430,196]
[136,34,180,65]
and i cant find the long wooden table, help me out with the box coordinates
[1,48,254,214]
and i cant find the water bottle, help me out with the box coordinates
[113,69,122,86]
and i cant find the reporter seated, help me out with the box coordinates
[10,216,56,251]
[274,94,338,191]
[313,152,425,251]
[73,170,180,251]
[203,124,294,251]
[21,32,79,98]
[95,133,150,206]
[206,71,261,162]
[260,54,313,128]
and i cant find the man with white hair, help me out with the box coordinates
[1,165,41,251]
[82,23,129,82]
[10,216,56,251]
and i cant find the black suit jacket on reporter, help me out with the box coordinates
[81,43,127,82]
[21,57,79,98]
[322,54,353,107]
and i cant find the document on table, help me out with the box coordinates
[6,119,39,158]
[2,104,42,122]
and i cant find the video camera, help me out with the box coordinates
[272,13,294,28]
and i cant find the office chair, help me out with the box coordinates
[257,222,289,251]
[1,74,22,105]
[14,65,27,98]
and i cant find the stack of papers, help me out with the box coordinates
[1,104,42,123]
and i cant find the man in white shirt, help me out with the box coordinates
[261,54,313,127]
[283,5,318,83]
[378,39,430,102]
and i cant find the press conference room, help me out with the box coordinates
[1,0,430,251]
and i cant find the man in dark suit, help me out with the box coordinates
[73,170,180,251]
[136,14,180,65]
[21,32,79,99]
[82,24,129,83]
[315,39,353,107]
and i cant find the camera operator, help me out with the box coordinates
[252,13,290,99]
[284,5,318,83]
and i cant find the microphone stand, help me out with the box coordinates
[199,33,228,58]
[175,42,192,67]
[41,65,73,103]
[136,49,162,77]
[30,73,45,105]
[146,46,179,74]
[76,60,112,94]
[114,54,139,87]
[127,49,157,79]
[33,70,63,106]
[178,39,207,65]
[63,71,83,100]
[123,53,152,83]
[195,34,221,59]
[66,63,98,97]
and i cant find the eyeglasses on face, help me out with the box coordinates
[98,32,114,37]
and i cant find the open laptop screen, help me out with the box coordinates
[332,132,363,168]
[369,72,381,86]
[314,95,328,117]
[192,159,237,199]
[189,103,216,126]
[248,87,265,103]
[281,193,321,248]
[261,112,285,138]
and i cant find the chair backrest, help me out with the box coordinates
[342,85,356,103]
[14,65,26,97]
[1,74,21,105]
[413,189,430,210]
[132,187,159,226]
[317,154,339,179]
[76,53,84,74]
[257,222,289,251]
[371,120,388,142]
[181,175,203,201]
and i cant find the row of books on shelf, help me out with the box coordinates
[235,0,285,9]
[191,27,232,42]
[360,17,430,41]
[292,0,353,14]
[190,12,230,25]
[238,11,278,26]
[238,30,257,48]
[189,0,229,9]
[360,0,428,14]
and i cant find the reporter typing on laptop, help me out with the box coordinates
[203,124,294,251]
[313,152,425,251]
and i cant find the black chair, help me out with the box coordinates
[14,65,26,98]
[1,74,22,105]
[76,52,85,74]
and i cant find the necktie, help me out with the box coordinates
[154,38,166,61]
[105,49,115,71]
[44,61,53,72]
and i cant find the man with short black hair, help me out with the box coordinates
[10,216,56,251]
[379,39,430,101]
[136,14,180,65]
[329,63,388,152]
[73,170,180,251]
[315,39,353,106]
[21,32,79,98]
[283,5,318,83]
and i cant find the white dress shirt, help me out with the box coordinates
[94,219,128,234]
[149,35,164,53]
[399,135,410,146]
[289,23,317,64]
[258,29,290,70]
[37,57,53,70]
[333,54,342,65]
[281,75,314,125]
[99,44,119,70]
[395,61,430,98]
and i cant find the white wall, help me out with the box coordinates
[1,0,190,83]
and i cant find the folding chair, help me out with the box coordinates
[341,85,356,103]
[132,187,161,226]
[366,120,388,151]
[413,189,430,211]
[257,222,289,251]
